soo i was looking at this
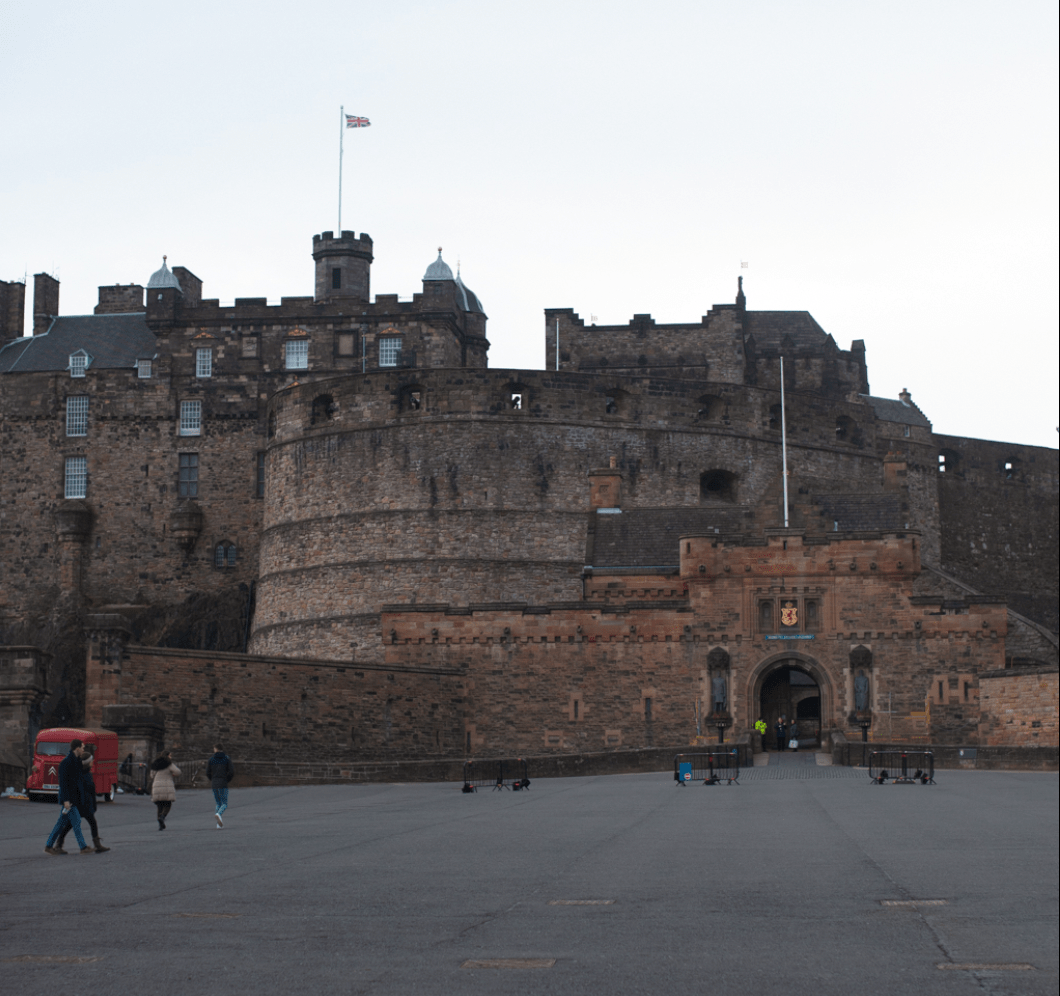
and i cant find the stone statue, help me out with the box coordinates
[711,674,727,713]
[854,670,869,712]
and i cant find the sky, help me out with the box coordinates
[1,0,1057,448]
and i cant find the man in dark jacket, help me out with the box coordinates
[206,744,234,828]
[44,740,92,855]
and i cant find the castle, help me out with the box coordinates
[1,229,1056,778]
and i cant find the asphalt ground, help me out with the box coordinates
[1,761,1056,996]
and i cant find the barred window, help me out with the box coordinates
[180,400,201,436]
[65,457,87,499]
[379,337,402,367]
[285,340,309,370]
[66,396,88,436]
[178,453,198,498]
[69,353,87,378]
[137,359,152,379]
[196,348,212,378]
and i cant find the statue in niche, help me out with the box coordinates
[711,673,728,713]
[854,669,870,712]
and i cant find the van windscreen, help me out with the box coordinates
[37,742,70,755]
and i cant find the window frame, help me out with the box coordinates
[179,400,202,436]
[178,452,199,499]
[64,456,87,499]
[66,396,88,437]
[137,359,153,379]
[195,348,213,378]
[378,336,402,368]
[285,339,309,370]
[69,353,88,378]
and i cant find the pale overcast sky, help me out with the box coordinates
[2,0,1057,448]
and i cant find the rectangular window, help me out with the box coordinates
[337,333,355,356]
[178,453,199,498]
[285,340,309,370]
[196,348,212,378]
[180,400,201,436]
[379,336,402,367]
[331,267,342,289]
[64,456,87,499]
[137,359,152,379]
[66,396,88,437]
[256,451,266,498]
[70,354,87,378]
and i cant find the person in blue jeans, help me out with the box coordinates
[44,739,92,855]
[206,744,234,828]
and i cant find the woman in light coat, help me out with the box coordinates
[150,752,180,830]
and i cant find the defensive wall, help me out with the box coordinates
[253,367,915,661]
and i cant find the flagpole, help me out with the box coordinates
[780,355,789,528]
[338,106,344,235]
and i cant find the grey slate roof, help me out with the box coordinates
[0,313,156,374]
[455,274,485,315]
[742,311,836,353]
[860,395,932,428]
[422,251,454,282]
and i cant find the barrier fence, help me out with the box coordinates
[462,759,530,793]
[673,751,740,786]
[868,750,935,785]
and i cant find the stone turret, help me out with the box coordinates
[313,230,373,303]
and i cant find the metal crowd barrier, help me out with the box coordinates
[674,751,740,786]
[462,759,530,793]
[868,750,935,785]
[118,762,150,796]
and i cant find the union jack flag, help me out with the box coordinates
[345,114,370,128]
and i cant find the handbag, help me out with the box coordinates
[788,738,798,749]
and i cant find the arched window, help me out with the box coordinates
[214,542,237,569]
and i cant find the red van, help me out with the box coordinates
[26,727,120,803]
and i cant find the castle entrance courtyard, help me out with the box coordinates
[1,768,1056,996]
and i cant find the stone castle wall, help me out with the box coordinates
[935,433,1059,632]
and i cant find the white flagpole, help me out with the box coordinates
[780,355,789,528]
[338,105,344,234]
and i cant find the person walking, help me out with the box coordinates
[55,744,110,853]
[150,751,181,830]
[44,739,92,855]
[789,720,800,752]
[206,744,234,828]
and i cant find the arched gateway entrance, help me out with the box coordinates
[752,654,830,750]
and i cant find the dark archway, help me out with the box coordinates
[751,654,828,750]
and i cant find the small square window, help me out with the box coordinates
[285,339,309,370]
[137,359,152,379]
[178,453,199,498]
[66,396,88,437]
[196,348,212,378]
[69,354,87,378]
[379,337,402,367]
[180,400,201,436]
[65,456,87,499]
